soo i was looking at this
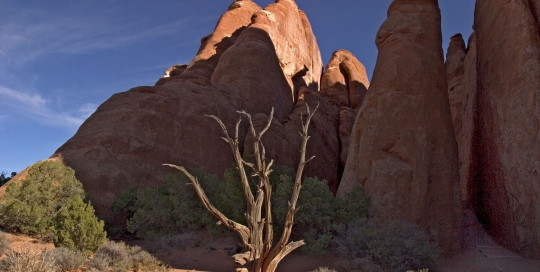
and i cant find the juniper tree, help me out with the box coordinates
[165,104,318,272]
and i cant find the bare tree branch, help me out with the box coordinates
[205,115,255,211]
[263,102,319,269]
[167,104,318,272]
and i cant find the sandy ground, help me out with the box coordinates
[3,233,55,255]
[130,231,344,272]
[2,226,540,272]
[433,221,540,272]
[136,225,540,272]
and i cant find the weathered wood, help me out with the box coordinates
[261,103,318,272]
[165,104,318,272]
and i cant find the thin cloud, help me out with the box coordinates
[78,103,98,119]
[0,85,91,128]
[0,11,190,70]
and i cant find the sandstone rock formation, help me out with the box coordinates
[318,50,370,178]
[445,34,467,136]
[337,0,461,255]
[474,0,540,258]
[243,87,341,192]
[50,0,344,228]
[211,0,323,121]
[241,49,370,193]
[155,64,188,86]
[445,33,478,205]
[179,0,262,86]
[320,50,370,109]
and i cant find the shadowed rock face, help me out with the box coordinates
[446,34,467,133]
[474,0,540,258]
[318,50,370,177]
[445,33,478,208]
[51,0,330,228]
[243,51,370,194]
[337,0,462,255]
[243,87,341,192]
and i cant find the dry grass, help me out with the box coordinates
[0,249,56,272]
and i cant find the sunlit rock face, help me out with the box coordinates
[474,0,540,258]
[50,0,364,228]
[337,0,462,255]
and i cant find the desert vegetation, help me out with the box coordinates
[114,107,440,271]
[0,235,169,272]
[0,172,16,186]
[0,161,170,271]
[0,113,439,271]
[164,106,319,272]
[0,160,106,255]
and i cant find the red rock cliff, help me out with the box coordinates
[51,0,334,227]
[337,0,462,255]
[474,0,540,258]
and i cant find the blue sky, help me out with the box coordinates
[0,0,474,173]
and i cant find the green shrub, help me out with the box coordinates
[273,175,370,254]
[50,247,86,272]
[115,165,371,256]
[0,172,15,186]
[335,219,440,272]
[53,196,106,255]
[0,160,106,254]
[113,169,220,238]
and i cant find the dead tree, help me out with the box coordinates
[165,103,318,272]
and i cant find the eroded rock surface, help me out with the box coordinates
[242,50,370,193]
[243,87,341,192]
[474,0,540,258]
[320,50,370,109]
[445,34,467,133]
[318,50,370,183]
[445,33,478,206]
[179,0,262,85]
[51,0,327,227]
[337,0,462,255]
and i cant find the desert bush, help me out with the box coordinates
[0,249,57,272]
[0,161,84,236]
[335,219,440,272]
[53,196,106,255]
[0,160,106,255]
[0,172,16,186]
[113,169,220,238]
[0,232,10,255]
[88,240,169,272]
[307,267,337,272]
[130,249,169,271]
[50,247,85,272]
[115,165,371,255]
[273,176,370,255]
[90,240,132,271]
